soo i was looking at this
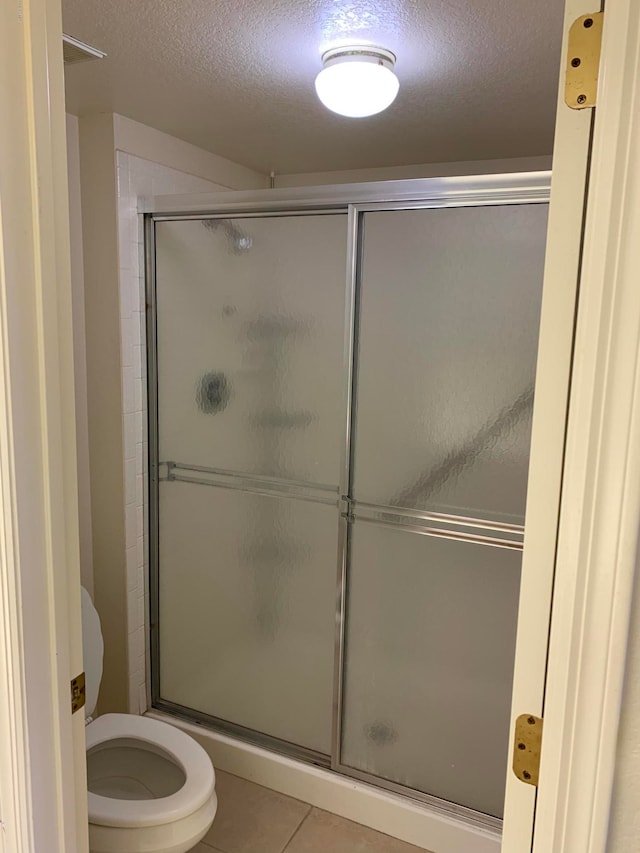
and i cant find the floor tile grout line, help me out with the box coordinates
[202,770,313,853]
[197,840,225,852]
[280,803,314,852]
[220,769,313,810]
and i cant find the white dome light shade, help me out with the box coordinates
[315,47,399,118]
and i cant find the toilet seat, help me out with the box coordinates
[86,713,215,828]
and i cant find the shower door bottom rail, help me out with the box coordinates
[154,697,331,768]
[331,756,503,834]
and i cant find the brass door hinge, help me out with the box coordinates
[70,672,86,714]
[513,714,543,786]
[565,12,603,109]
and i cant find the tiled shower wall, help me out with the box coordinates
[115,152,224,713]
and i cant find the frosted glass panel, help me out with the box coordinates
[341,522,521,817]
[353,204,548,523]
[155,214,347,485]
[158,481,337,754]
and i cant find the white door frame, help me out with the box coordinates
[0,0,88,852]
[505,0,640,850]
[1,1,639,852]
[502,0,597,846]
[533,1,640,850]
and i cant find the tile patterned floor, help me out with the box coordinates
[191,770,429,853]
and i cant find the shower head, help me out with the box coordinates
[202,219,253,253]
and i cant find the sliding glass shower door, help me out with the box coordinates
[339,204,548,818]
[148,180,550,822]
[153,213,348,755]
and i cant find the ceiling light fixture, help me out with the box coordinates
[315,46,399,118]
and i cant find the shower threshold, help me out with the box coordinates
[152,698,502,837]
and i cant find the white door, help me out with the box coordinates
[505,1,640,852]
[501,0,598,848]
[0,0,88,852]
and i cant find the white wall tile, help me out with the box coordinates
[123,412,136,462]
[135,410,145,439]
[125,503,136,545]
[127,588,138,634]
[128,673,140,714]
[122,366,135,413]
[136,535,144,572]
[138,684,148,714]
[133,627,145,662]
[137,563,145,596]
[126,546,138,592]
[133,345,144,379]
[137,241,146,276]
[120,317,137,367]
[124,453,136,499]
[118,215,136,271]
[119,269,137,319]
[137,595,145,634]
[117,153,223,713]
[116,155,130,198]
[136,309,146,342]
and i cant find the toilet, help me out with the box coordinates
[82,587,217,853]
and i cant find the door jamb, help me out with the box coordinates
[532,2,640,850]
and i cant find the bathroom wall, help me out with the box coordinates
[77,112,267,714]
[274,155,552,187]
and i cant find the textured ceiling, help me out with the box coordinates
[62,0,565,175]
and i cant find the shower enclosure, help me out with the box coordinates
[145,174,550,829]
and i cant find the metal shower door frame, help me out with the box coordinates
[144,207,346,769]
[144,172,551,836]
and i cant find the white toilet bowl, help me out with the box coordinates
[81,588,217,853]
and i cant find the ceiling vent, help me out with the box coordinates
[62,34,106,65]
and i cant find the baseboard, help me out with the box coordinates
[146,709,501,853]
